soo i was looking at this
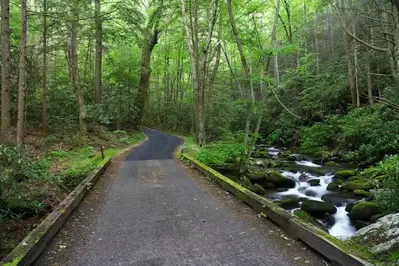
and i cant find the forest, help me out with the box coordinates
[0,0,399,264]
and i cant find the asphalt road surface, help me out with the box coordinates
[35,128,327,266]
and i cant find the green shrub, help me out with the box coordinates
[300,105,399,164]
[196,143,245,165]
[373,155,399,214]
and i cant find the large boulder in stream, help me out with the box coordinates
[348,202,381,222]
[334,170,357,179]
[265,170,296,188]
[275,197,300,210]
[321,192,359,207]
[348,213,399,256]
[301,200,337,218]
[246,171,266,183]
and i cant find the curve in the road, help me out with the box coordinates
[35,128,325,266]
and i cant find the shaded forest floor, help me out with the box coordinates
[0,127,145,259]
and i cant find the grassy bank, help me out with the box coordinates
[0,128,145,259]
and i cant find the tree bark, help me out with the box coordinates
[133,28,159,129]
[94,0,102,104]
[353,22,360,107]
[41,0,48,134]
[1,0,11,142]
[68,0,86,132]
[17,0,28,144]
[180,0,218,146]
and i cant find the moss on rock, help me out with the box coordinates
[265,170,296,188]
[343,181,373,192]
[353,190,373,198]
[275,197,300,210]
[349,202,380,221]
[301,200,337,218]
[252,183,266,195]
[293,209,327,232]
[335,170,357,179]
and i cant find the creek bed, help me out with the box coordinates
[253,146,361,238]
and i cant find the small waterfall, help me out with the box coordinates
[263,147,357,237]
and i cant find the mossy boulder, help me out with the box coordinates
[349,202,380,221]
[345,203,354,212]
[343,181,373,192]
[324,161,340,167]
[353,190,373,198]
[246,171,266,183]
[321,192,358,207]
[252,183,266,195]
[370,214,384,223]
[301,200,337,218]
[240,176,253,190]
[252,150,272,159]
[335,170,357,179]
[265,170,296,188]
[326,178,344,192]
[212,163,237,174]
[294,209,328,232]
[326,183,340,192]
[275,197,300,210]
[307,179,320,186]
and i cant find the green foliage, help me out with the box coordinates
[373,155,399,214]
[300,105,399,164]
[196,143,245,165]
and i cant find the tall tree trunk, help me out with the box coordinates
[133,29,159,129]
[68,0,86,132]
[314,14,320,74]
[180,0,218,146]
[339,0,357,105]
[1,0,11,142]
[227,0,256,177]
[17,0,28,144]
[42,0,48,134]
[94,0,102,104]
[353,22,360,107]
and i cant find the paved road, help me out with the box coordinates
[35,128,326,266]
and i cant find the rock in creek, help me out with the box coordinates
[265,170,296,188]
[334,170,357,179]
[301,200,337,219]
[275,197,300,210]
[293,209,328,232]
[348,213,399,256]
[321,192,359,207]
[348,201,381,222]
[307,179,321,186]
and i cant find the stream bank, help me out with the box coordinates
[214,145,381,238]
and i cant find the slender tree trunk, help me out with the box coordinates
[367,26,374,105]
[314,14,320,74]
[17,0,28,144]
[95,0,102,104]
[68,0,86,132]
[1,0,11,142]
[133,29,159,129]
[353,22,360,107]
[42,0,48,134]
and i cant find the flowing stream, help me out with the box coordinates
[264,147,357,238]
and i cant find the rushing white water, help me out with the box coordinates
[275,169,356,237]
[267,147,280,157]
[261,146,357,236]
[296,160,322,168]
[329,206,357,238]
